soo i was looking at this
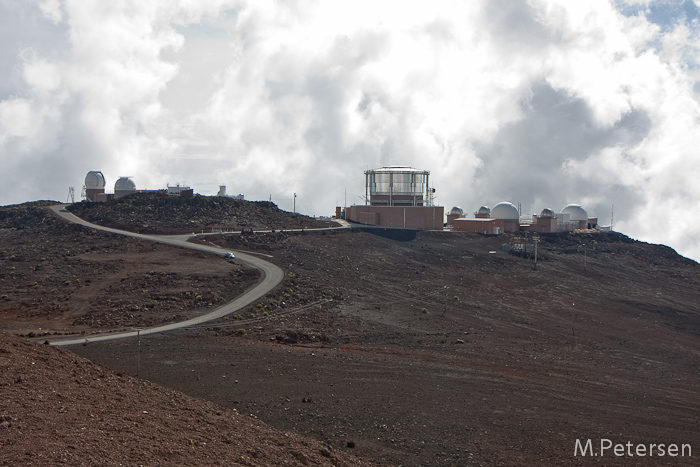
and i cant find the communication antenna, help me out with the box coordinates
[66,187,75,204]
[611,205,614,231]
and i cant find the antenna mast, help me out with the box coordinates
[611,205,614,231]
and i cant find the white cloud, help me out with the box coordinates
[38,0,62,24]
[2,0,700,260]
[0,98,36,140]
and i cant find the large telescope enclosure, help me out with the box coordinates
[365,167,430,207]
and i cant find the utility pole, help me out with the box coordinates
[293,193,297,213]
[533,235,540,270]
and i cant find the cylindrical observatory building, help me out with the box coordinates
[345,166,443,230]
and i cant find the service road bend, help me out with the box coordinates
[574,439,692,458]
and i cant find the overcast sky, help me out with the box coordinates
[1,0,700,260]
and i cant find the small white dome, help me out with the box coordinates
[491,202,519,220]
[115,176,136,191]
[477,206,491,216]
[85,171,105,189]
[561,204,588,221]
[449,206,464,216]
[540,208,555,218]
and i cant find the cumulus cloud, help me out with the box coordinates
[38,0,62,24]
[2,0,700,260]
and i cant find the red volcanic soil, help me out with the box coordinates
[77,228,700,466]
[0,332,379,466]
[2,200,700,465]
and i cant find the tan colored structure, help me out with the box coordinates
[445,206,464,227]
[453,218,500,234]
[346,205,444,230]
[454,203,599,235]
[522,206,598,233]
[452,218,520,234]
[346,166,443,230]
[446,213,462,226]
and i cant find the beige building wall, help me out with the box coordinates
[85,188,105,202]
[452,218,519,234]
[346,205,444,230]
[446,213,465,226]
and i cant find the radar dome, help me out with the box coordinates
[477,206,491,216]
[561,204,588,221]
[449,206,464,216]
[115,176,136,191]
[540,208,555,218]
[491,202,519,220]
[85,171,106,189]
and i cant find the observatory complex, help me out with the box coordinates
[450,201,598,234]
[81,171,207,201]
[81,168,597,236]
[82,171,139,202]
[345,166,444,230]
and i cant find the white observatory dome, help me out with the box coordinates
[450,206,464,216]
[477,206,491,216]
[85,171,106,189]
[561,204,588,221]
[491,202,519,220]
[115,176,136,191]
[540,208,555,218]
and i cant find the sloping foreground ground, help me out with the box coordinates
[3,200,700,465]
[76,229,700,466]
[0,332,380,466]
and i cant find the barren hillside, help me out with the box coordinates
[2,198,700,465]
[0,332,379,466]
[66,192,338,234]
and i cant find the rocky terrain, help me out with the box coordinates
[0,201,259,334]
[2,197,700,465]
[67,192,338,234]
[0,332,378,466]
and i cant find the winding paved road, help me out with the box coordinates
[45,205,285,346]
